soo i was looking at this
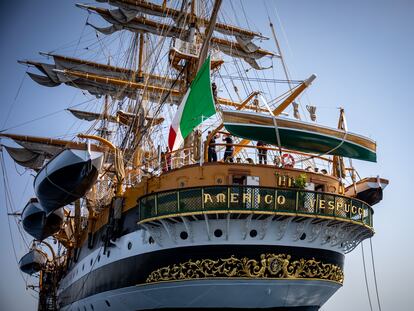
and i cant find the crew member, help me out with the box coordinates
[165,148,172,171]
[207,131,217,162]
[212,82,218,103]
[257,140,267,164]
[223,133,234,162]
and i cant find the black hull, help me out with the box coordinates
[58,244,344,309]
[143,308,319,311]
[356,187,383,206]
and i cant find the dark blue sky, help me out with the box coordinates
[1,1,413,310]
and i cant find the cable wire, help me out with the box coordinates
[361,241,374,311]
[370,238,383,311]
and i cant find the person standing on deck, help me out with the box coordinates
[207,131,217,162]
[212,82,218,103]
[165,148,172,171]
[223,134,234,163]
[257,140,268,164]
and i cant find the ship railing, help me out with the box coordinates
[124,147,196,186]
[208,143,332,170]
[163,143,331,172]
[125,143,333,186]
[137,185,373,228]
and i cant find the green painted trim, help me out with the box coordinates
[224,123,376,162]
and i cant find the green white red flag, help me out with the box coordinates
[168,56,216,151]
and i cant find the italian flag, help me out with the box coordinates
[168,56,216,151]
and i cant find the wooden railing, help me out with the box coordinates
[138,185,373,227]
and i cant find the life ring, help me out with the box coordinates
[282,153,295,168]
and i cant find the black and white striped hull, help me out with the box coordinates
[56,209,372,311]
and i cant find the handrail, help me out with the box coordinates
[138,185,373,228]
[210,143,333,163]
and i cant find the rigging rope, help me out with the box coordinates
[1,70,27,131]
[370,238,383,311]
[361,241,374,311]
[73,14,90,57]
[0,98,95,133]
[0,149,31,285]
[219,75,303,84]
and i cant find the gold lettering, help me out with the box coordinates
[351,205,357,214]
[204,193,213,203]
[279,176,286,187]
[264,195,273,204]
[216,193,226,203]
[242,193,251,204]
[275,174,295,188]
[328,200,335,210]
[358,208,363,216]
[310,199,317,209]
[257,194,261,204]
[230,193,239,203]
[319,200,326,209]
[277,195,286,205]
[344,204,350,213]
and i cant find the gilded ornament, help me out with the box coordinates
[146,253,344,284]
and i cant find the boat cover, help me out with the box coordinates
[222,110,376,162]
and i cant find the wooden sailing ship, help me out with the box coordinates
[0,1,388,310]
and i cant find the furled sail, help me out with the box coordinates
[67,109,115,122]
[67,108,164,126]
[19,54,184,102]
[79,5,275,69]
[2,146,47,170]
[95,0,268,41]
[0,133,107,170]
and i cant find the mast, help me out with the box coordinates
[197,0,223,71]
[332,108,347,191]
[99,94,110,140]
[137,33,145,80]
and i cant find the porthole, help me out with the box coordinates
[214,229,223,238]
[249,229,258,238]
[97,255,100,262]
[90,259,93,266]
[180,231,188,240]
[84,306,87,311]
[127,242,133,250]
[90,304,94,311]
[300,233,306,240]
[106,250,110,258]
[82,264,85,271]
[149,236,155,244]
[105,300,111,307]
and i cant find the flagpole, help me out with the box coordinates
[200,115,205,167]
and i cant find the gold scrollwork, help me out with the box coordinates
[146,254,344,284]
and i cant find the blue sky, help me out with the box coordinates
[0,0,413,310]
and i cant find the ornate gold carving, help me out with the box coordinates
[146,254,344,284]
